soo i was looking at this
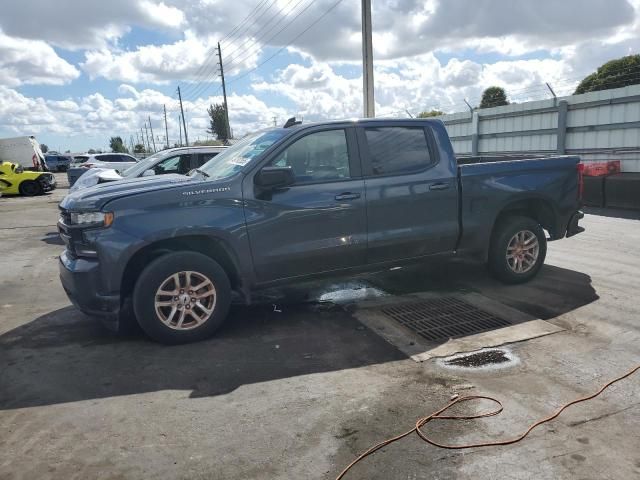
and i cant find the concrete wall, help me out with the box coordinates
[437,84,640,172]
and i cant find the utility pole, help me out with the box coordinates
[177,86,189,146]
[361,0,375,118]
[130,135,135,153]
[148,116,157,152]
[178,115,183,146]
[144,124,151,153]
[217,42,231,140]
[140,128,147,153]
[272,116,277,127]
[163,105,169,148]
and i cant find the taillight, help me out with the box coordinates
[577,163,584,200]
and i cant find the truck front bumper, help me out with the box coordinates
[566,210,585,238]
[59,250,121,330]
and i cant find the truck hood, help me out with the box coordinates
[60,173,193,211]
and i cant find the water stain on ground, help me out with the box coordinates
[438,348,520,371]
[445,349,510,368]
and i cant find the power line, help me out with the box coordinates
[184,0,315,101]
[224,0,314,75]
[222,0,301,64]
[182,0,279,99]
[220,0,272,43]
[226,0,345,86]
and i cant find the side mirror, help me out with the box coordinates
[254,166,295,189]
[142,169,156,177]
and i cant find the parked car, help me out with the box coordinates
[67,153,139,187]
[0,136,47,171]
[0,161,56,196]
[69,146,227,192]
[58,118,584,344]
[44,154,72,172]
[72,153,138,171]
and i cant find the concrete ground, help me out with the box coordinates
[1,174,639,480]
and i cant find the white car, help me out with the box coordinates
[71,153,139,172]
[69,146,227,192]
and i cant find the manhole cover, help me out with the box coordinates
[381,297,511,342]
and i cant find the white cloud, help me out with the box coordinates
[0,31,80,87]
[0,85,287,147]
[81,33,260,86]
[0,0,639,150]
[0,0,186,49]
[139,1,185,29]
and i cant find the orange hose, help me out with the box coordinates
[335,363,640,480]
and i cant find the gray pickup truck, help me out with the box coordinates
[58,119,584,344]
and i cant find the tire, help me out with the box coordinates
[19,180,43,196]
[133,251,231,344]
[488,215,547,284]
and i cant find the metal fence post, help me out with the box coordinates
[557,100,568,154]
[471,111,480,156]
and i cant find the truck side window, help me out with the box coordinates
[269,129,350,184]
[154,154,191,175]
[364,127,433,175]
[196,152,219,166]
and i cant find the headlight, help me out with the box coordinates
[69,211,114,227]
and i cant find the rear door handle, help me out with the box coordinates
[335,192,361,201]
[429,182,450,191]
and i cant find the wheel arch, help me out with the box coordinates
[491,196,559,240]
[121,235,243,305]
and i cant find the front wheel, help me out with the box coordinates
[133,251,231,344]
[488,216,547,284]
[19,180,43,196]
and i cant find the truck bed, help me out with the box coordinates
[456,155,581,254]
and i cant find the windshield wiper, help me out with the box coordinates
[194,168,210,178]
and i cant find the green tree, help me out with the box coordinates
[39,143,49,153]
[133,143,146,154]
[206,103,229,141]
[574,54,640,94]
[417,110,444,118]
[109,136,128,153]
[88,148,96,154]
[479,86,509,109]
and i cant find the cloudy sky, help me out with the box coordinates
[0,0,638,152]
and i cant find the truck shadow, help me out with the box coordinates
[0,262,597,411]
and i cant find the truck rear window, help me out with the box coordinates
[364,126,433,175]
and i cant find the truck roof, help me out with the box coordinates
[280,117,443,131]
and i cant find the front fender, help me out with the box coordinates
[92,185,253,293]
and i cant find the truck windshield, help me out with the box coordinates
[190,130,288,181]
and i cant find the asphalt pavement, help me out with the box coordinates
[1,174,639,479]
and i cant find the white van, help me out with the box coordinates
[0,136,47,171]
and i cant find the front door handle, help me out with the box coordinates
[335,192,361,201]
[429,182,450,191]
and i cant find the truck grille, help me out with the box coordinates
[57,208,77,256]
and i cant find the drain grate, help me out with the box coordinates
[381,297,511,342]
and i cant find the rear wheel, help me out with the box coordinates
[488,216,546,284]
[19,180,43,196]
[133,251,231,344]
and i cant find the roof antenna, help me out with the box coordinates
[283,117,302,128]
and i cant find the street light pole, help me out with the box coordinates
[361,0,375,118]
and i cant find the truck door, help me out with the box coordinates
[357,123,459,263]
[244,127,367,282]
